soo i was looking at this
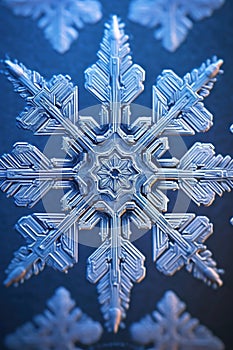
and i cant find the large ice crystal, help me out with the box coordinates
[0,16,232,332]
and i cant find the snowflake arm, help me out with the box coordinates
[3,58,94,151]
[128,0,225,51]
[3,0,102,53]
[3,194,94,287]
[144,141,233,207]
[5,287,103,350]
[84,15,147,140]
[0,142,76,207]
[134,56,223,149]
[85,202,146,332]
[135,192,223,288]
[130,290,224,349]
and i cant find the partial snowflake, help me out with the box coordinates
[5,286,103,350]
[230,127,233,226]
[128,0,225,51]
[3,0,102,53]
[130,290,224,350]
[1,16,233,333]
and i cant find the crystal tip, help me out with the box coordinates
[108,307,122,333]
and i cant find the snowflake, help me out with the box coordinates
[130,290,224,350]
[5,286,103,350]
[128,0,225,51]
[1,16,232,333]
[3,0,102,53]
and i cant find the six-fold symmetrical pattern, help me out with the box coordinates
[1,16,233,332]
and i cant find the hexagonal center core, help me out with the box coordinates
[94,151,140,199]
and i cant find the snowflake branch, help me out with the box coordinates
[148,142,233,206]
[4,195,94,286]
[86,203,146,332]
[85,15,146,137]
[135,57,223,149]
[2,59,94,151]
[0,142,76,207]
[135,193,223,288]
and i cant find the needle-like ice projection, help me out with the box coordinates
[0,16,232,332]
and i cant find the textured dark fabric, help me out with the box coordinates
[0,1,233,349]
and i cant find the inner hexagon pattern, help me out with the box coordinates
[95,151,139,198]
[0,16,233,333]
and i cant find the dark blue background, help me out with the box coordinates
[0,0,233,349]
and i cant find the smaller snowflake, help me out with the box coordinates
[128,0,225,51]
[95,153,139,197]
[3,0,102,53]
[130,290,224,350]
[5,287,103,350]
